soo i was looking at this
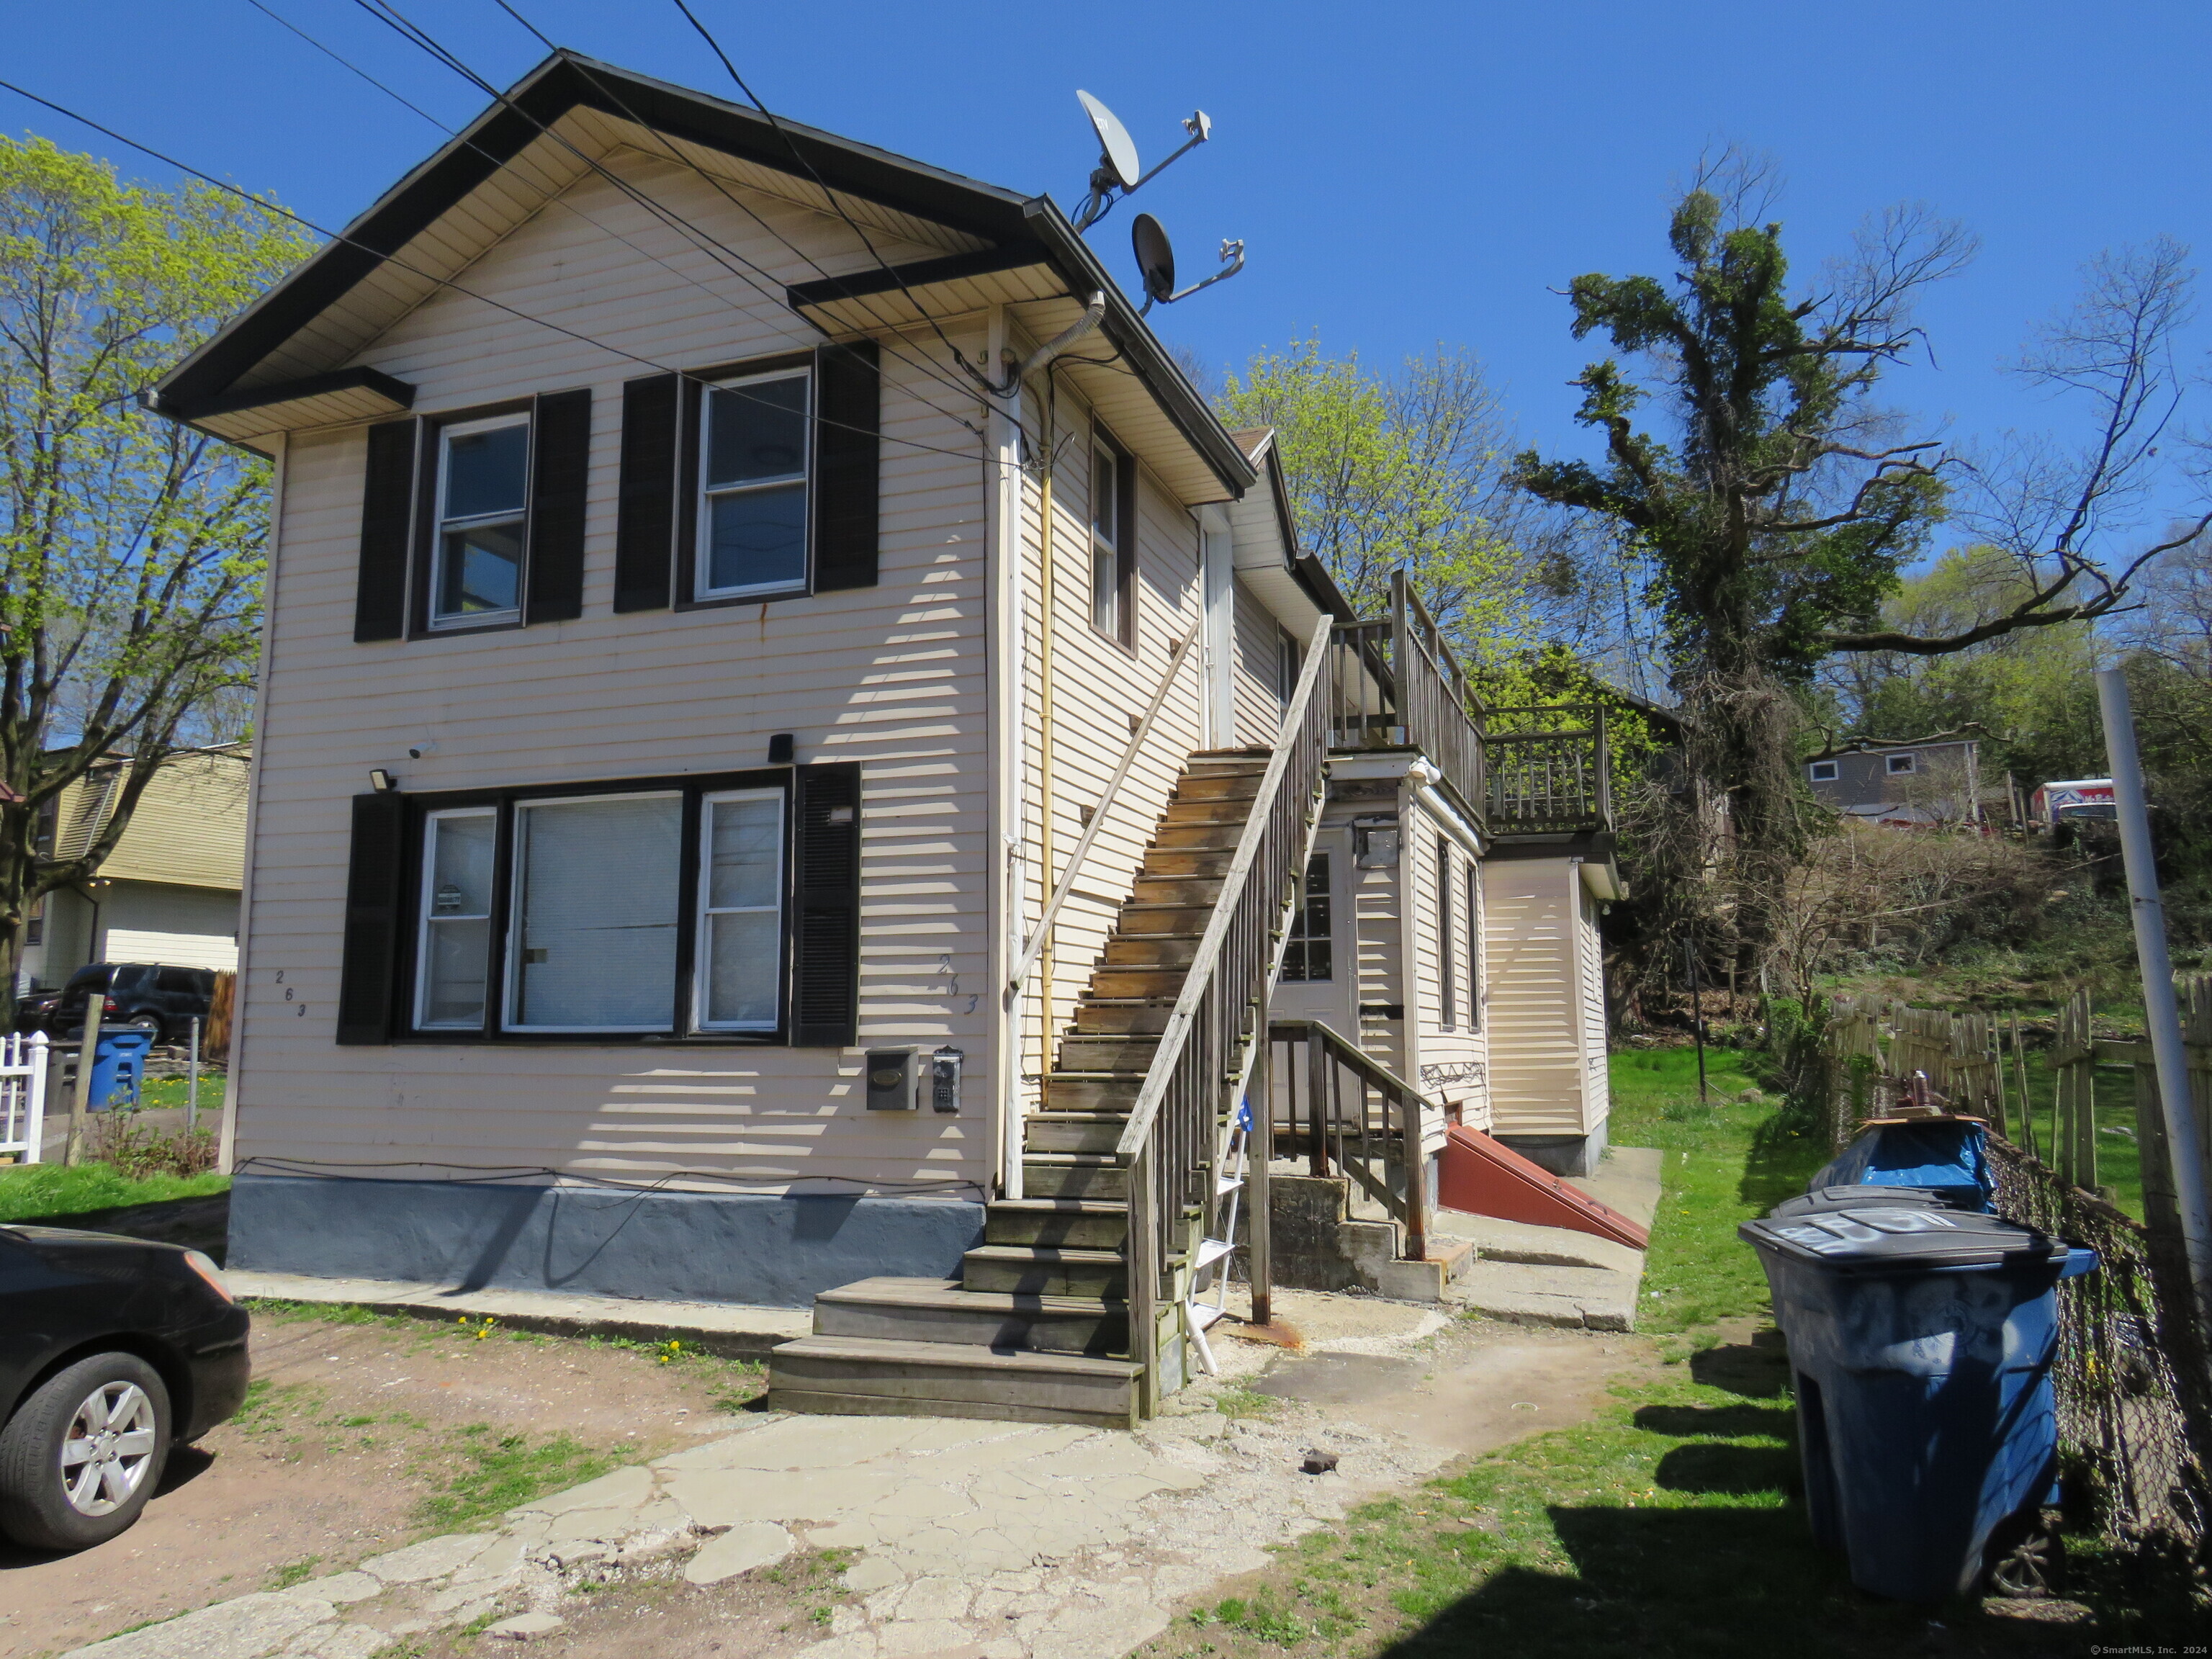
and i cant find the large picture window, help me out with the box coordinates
[698,368,811,598]
[432,413,530,628]
[399,778,796,1039]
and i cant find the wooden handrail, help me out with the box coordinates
[1114,612,1334,1161]
[1266,1017,1439,1261]
[1008,617,1202,994]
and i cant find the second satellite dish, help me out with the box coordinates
[1132,214,1176,307]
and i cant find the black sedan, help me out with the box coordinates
[0,1224,250,1550]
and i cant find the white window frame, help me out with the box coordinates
[430,411,531,630]
[503,790,685,1035]
[1809,760,1839,782]
[414,806,498,1031]
[694,787,787,1033]
[696,367,812,601]
[1887,752,1917,775]
[1090,442,1120,639]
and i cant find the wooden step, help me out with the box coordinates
[1022,1153,1129,1200]
[1072,998,1179,1035]
[1130,875,1226,907]
[1038,1073,1142,1112]
[963,1244,1128,1298]
[1141,847,1236,879]
[809,1277,1129,1355]
[1087,966,1185,1000]
[1162,799,1256,828]
[1056,1033,1161,1074]
[986,1198,1130,1250]
[1109,901,1214,934]
[1150,822,1246,852]
[767,1336,1140,1429]
[1101,935,1202,969]
[1022,1110,1129,1153]
[1174,772,1264,801]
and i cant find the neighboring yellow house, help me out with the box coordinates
[22,746,248,991]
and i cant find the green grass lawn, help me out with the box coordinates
[1146,1047,2203,1657]
[0,1161,230,1221]
[138,1073,228,1114]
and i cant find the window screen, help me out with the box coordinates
[698,791,784,1030]
[700,372,810,597]
[1090,446,1120,638]
[433,415,529,626]
[417,808,496,1029]
[1437,840,1455,1029]
[508,794,682,1030]
[1282,853,1332,982]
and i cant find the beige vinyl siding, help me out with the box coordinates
[1017,397,1208,1092]
[1480,857,1591,1136]
[99,879,241,971]
[235,153,997,1195]
[1576,879,1611,1132]
[52,752,248,890]
[1350,819,1406,1078]
[1406,797,1483,1135]
[1230,579,1287,748]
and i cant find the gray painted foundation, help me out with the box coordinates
[1496,1122,1609,1179]
[228,1175,986,1308]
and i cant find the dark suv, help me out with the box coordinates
[45,964,217,1044]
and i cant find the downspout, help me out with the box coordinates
[987,307,1029,1202]
[1407,758,1482,862]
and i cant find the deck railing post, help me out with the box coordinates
[1249,1030,1273,1328]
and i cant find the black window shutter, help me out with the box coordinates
[812,341,880,592]
[356,419,419,642]
[614,374,679,612]
[790,762,862,1046]
[336,791,408,1045]
[524,388,591,624]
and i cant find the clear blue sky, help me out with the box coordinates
[8,1,2209,475]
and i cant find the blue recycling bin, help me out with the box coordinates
[89,1029,153,1110]
[1811,1118,1993,1211]
[1740,1200,2096,1601]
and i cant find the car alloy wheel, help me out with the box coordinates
[60,1382,159,1516]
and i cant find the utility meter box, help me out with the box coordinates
[866,1047,920,1111]
[930,1048,963,1114]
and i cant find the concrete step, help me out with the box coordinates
[1447,1257,1640,1331]
[962,1244,1128,1299]
[1055,1033,1161,1074]
[809,1277,1129,1355]
[766,1336,1140,1429]
[1022,1154,1128,1200]
[1071,998,1179,1035]
[1022,1111,1130,1154]
[1100,934,1202,969]
[1038,1073,1141,1112]
[985,1198,1130,1250]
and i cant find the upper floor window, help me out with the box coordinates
[432,413,531,628]
[698,368,811,599]
[1808,760,1839,782]
[1886,752,1917,775]
[1091,445,1121,638]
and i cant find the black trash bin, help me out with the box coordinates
[1741,1201,2095,1601]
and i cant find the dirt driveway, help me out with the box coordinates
[0,1303,763,1659]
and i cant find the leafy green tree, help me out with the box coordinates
[0,135,313,1002]
[1215,335,1539,660]
[1514,168,2201,966]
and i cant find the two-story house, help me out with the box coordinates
[149,53,1616,1424]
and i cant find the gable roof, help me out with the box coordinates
[148,50,1257,502]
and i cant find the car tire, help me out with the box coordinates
[121,1015,163,1042]
[0,1352,172,1551]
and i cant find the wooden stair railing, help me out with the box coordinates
[1263,1018,1438,1263]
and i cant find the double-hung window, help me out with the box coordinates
[399,781,801,1039]
[698,368,811,598]
[1091,445,1121,638]
[431,413,530,628]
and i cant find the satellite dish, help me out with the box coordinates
[1132,214,1176,307]
[1077,91,1141,190]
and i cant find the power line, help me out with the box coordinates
[346,0,995,429]
[0,73,992,465]
[663,0,1004,396]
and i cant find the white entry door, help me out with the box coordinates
[1271,832,1357,1037]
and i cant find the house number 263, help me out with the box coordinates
[274,971,306,1016]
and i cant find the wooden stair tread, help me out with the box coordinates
[965,1244,1123,1266]
[772,1335,1142,1379]
[990,1198,1129,1215]
[814,1277,1125,1315]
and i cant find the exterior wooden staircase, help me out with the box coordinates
[766,750,1273,1428]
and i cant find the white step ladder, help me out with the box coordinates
[1184,1097,1253,1377]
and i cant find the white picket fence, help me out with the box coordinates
[0,1032,50,1164]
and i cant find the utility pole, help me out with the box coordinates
[2097,669,2212,1334]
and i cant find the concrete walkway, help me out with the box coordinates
[1442,1146,1663,1330]
[60,1293,1483,1659]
